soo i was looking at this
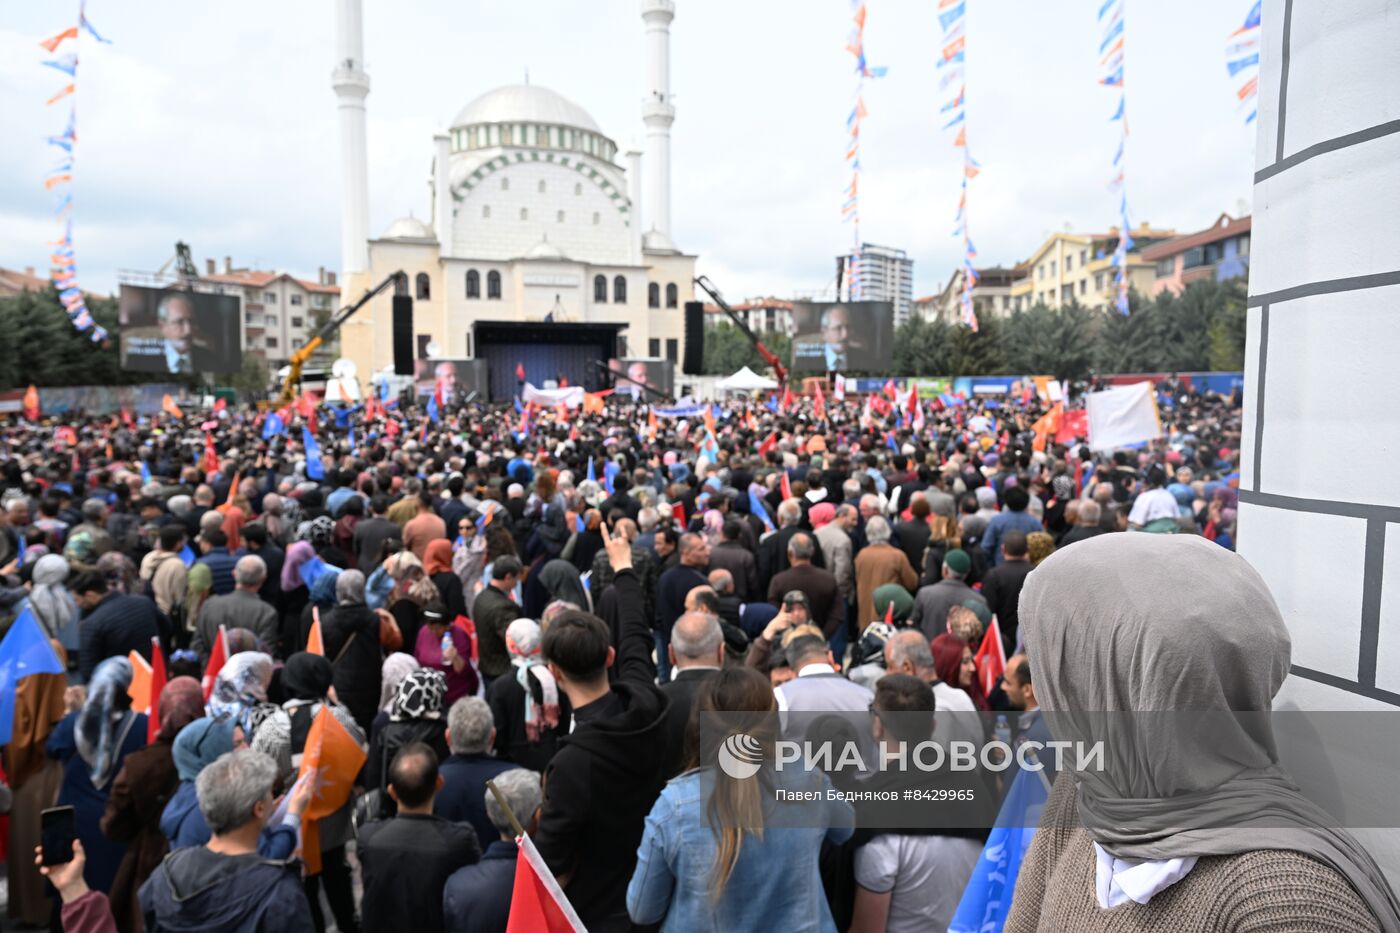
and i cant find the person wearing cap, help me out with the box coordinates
[1129,462,1181,532]
[908,548,987,643]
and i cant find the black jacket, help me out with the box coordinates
[358,813,481,933]
[981,558,1034,653]
[321,603,383,736]
[443,839,516,933]
[659,667,719,779]
[533,569,668,933]
[487,672,569,774]
[80,592,163,683]
[756,524,825,594]
[707,540,760,602]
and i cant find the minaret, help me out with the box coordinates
[626,147,644,265]
[641,0,676,250]
[333,0,370,275]
[434,131,452,257]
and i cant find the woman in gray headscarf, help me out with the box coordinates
[21,552,81,655]
[46,656,147,894]
[321,568,383,735]
[1007,533,1400,933]
[207,650,274,728]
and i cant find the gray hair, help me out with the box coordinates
[196,750,277,835]
[336,569,367,605]
[167,494,193,518]
[776,499,802,527]
[447,696,495,754]
[1079,500,1102,524]
[708,568,734,594]
[82,498,108,521]
[865,515,892,545]
[835,503,857,521]
[670,610,723,662]
[888,630,935,672]
[199,510,225,535]
[485,768,542,837]
[842,478,862,501]
[637,507,659,532]
[233,554,268,588]
[787,532,815,562]
[859,493,881,514]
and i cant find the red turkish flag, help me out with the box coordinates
[506,833,587,932]
[974,617,1007,698]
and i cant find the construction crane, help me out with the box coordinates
[693,275,787,386]
[280,271,402,403]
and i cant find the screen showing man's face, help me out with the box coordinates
[628,363,649,386]
[160,298,194,352]
[435,363,457,392]
[822,308,851,352]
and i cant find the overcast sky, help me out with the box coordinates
[0,0,1256,301]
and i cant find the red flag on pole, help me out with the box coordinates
[505,832,587,932]
[22,385,40,421]
[757,432,777,459]
[515,362,526,382]
[202,626,229,701]
[883,378,897,401]
[780,385,795,413]
[974,617,1007,698]
[813,384,826,422]
[670,502,686,526]
[201,433,220,475]
[780,471,793,502]
[146,636,167,744]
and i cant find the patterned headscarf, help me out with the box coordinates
[506,617,560,742]
[389,669,447,722]
[249,706,293,781]
[157,676,207,741]
[1051,474,1075,502]
[379,652,421,712]
[76,656,134,787]
[208,651,273,723]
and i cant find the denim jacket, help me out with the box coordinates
[627,767,854,932]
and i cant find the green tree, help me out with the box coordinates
[1001,303,1096,381]
[230,354,273,401]
[701,322,789,377]
[945,313,1008,376]
[893,315,950,376]
[0,288,153,390]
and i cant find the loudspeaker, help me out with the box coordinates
[682,301,704,375]
[392,295,413,375]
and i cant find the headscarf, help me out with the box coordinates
[156,676,206,741]
[224,627,263,655]
[379,652,421,712]
[76,656,135,787]
[309,566,343,608]
[249,706,293,781]
[424,539,454,577]
[282,541,316,590]
[538,559,588,610]
[809,502,836,529]
[208,651,273,723]
[1050,474,1074,503]
[171,716,236,782]
[27,553,77,639]
[872,583,914,626]
[335,569,367,606]
[1020,534,1400,932]
[506,617,560,742]
[282,652,334,701]
[221,505,247,551]
[389,668,447,722]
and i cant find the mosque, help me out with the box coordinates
[332,0,695,399]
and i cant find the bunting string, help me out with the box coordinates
[1226,1,1261,125]
[38,1,112,343]
[1098,0,1132,315]
[937,0,978,331]
[842,0,885,300]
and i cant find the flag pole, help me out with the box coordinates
[486,778,528,840]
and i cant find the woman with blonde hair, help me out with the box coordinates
[627,667,853,929]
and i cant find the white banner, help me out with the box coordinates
[522,382,585,409]
[1086,382,1161,451]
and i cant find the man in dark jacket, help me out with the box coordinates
[352,495,401,574]
[139,749,313,932]
[535,524,668,933]
[981,531,1035,655]
[435,697,514,847]
[706,519,759,601]
[72,570,163,682]
[659,610,723,779]
[756,499,825,594]
[473,556,524,682]
[443,767,541,933]
[654,533,710,684]
[359,742,481,933]
[766,533,843,639]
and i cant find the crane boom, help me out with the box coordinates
[693,275,788,386]
[279,271,402,403]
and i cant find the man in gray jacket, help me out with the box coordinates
[192,554,278,658]
[908,548,987,641]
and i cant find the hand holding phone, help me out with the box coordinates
[40,805,76,867]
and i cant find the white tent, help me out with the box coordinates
[715,366,778,392]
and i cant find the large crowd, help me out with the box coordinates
[6,380,1394,933]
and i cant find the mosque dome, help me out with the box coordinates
[453,84,602,135]
[523,235,568,261]
[380,215,434,240]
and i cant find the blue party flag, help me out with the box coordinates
[586,458,597,484]
[303,427,324,481]
[948,767,1049,933]
[16,534,26,567]
[603,460,620,495]
[139,460,153,485]
[0,609,66,745]
[747,487,774,532]
[514,398,525,415]
[574,514,585,534]
[179,543,195,567]
[427,393,441,424]
[262,412,285,440]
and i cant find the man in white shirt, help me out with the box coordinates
[1128,464,1180,529]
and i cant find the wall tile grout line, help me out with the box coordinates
[1358,520,1387,689]
[1252,304,1269,492]
[1275,0,1294,162]
[1255,118,1400,184]
[1290,665,1400,708]
[1246,270,1400,308]
[1239,490,1400,524]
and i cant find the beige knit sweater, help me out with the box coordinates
[1005,774,1382,933]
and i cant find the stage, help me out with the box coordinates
[472,320,626,401]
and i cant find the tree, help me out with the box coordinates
[945,314,1008,376]
[893,315,950,376]
[1001,303,1096,381]
[701,322,789,377]
[0,288,153,390]
[231,353,273,401]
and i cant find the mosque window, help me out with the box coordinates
[593,212,600,225]
[502,125,512,145]
[501,177,509,191]
[482,205,491,219]
[527,125,537,146]
[613,276,627,303]
[648,283,660,308]
[557,211,565,223]
[538,179,546,193]
[415,273,431,301]
[489,125,500,146]
[575,183,582,196]
[520,208,529,221]
[466,270,480,298]
[487,270,502,299]
[594,275,608,303]
[666,283,678,308]
[550,127,559,147]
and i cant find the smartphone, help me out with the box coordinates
[40,806,76,867]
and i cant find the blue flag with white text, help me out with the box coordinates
[303,427,324,481]
[947,766,1049,933]
[0,608,66,745]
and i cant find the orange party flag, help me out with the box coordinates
[162,394,183,419]
[297,706,367,874]
[22,384,40,421]
[306,608,325,656]
[39,26,78,52]
[127,649,153,713]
